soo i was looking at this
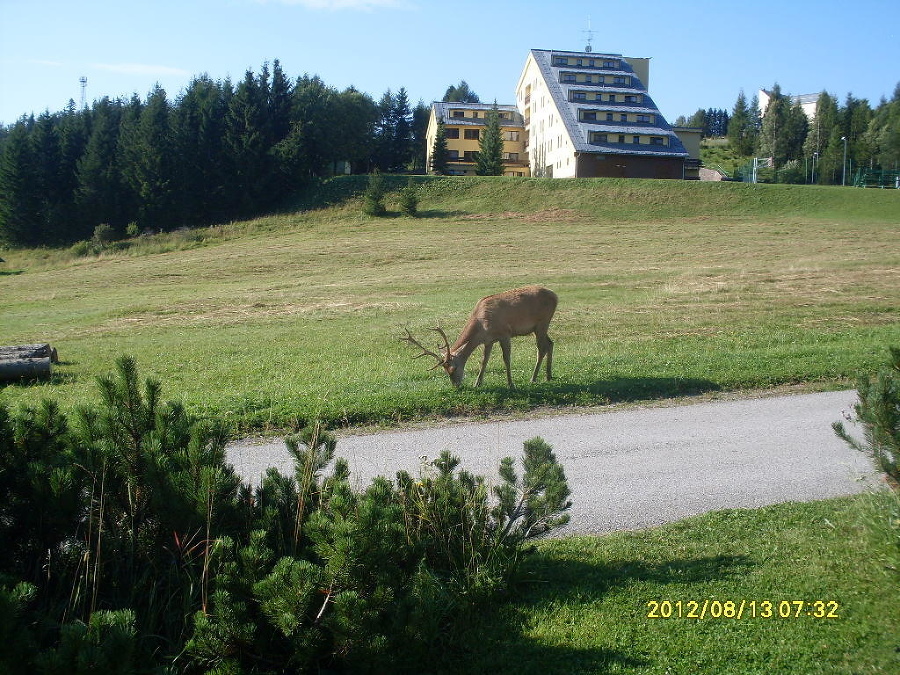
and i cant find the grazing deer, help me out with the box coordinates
[401,285,557,388]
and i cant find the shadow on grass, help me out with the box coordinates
[481,375,721,408]
[416,209,469,219]
[0,362,78,390]
[456,552,752,673]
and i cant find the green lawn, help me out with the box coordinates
[461,492,899,674]
[2,177,897,432]
[2,176,898,672]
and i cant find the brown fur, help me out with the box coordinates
[443,286,557,388]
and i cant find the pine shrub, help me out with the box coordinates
[834,346,900,490]
[398,178,419,216]
[362,169,387,216]
[0,357,572,672]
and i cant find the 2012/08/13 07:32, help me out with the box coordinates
[646,599,840,620]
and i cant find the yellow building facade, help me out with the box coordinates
[425,102,530,176]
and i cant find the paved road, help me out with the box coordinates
[226,390,881,537]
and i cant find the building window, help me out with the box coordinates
[621,114,628,122]
[582,111,597,121]
[618,135,625,144]
[637,114,653,124]
[451,110,464,118]
[561,73,576,83]
[592,133,608,144]
[614,76,629,85]
[572,91,586,102]
[632,136,641,144]
[447,150,459,159]
[464,129,479,140]
[603,60,618,68]
[463,151,478,161]
[625,95,640,103]
[606,112,614,121]
[503,152,519,161]
[503,130,519,141]
[650,137,666,146]
[445,128,460,139]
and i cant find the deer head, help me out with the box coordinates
[400,326,465,387]
[400,286,557,389]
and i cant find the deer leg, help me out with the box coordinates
[475,342,493,387]
[545,335,553,381]
[532,332,553,382]
[499,338,514,388]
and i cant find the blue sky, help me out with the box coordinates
[1,0,897,127]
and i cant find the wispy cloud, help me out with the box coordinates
[260,0,412,10]
[30,59,66,68]
[92,63,191,77]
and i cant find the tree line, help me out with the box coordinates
[0,61,430,247]
[682,82,900,183]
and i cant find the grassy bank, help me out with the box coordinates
[462,492,899,674]
[2,177,898,431]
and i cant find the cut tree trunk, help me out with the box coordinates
[0,357,52,381]
[0,344,58,363]
[0,344,58,382]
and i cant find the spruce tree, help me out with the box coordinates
[76,97,127,235]
[392,88,413,172]
[430,116,449,175]
[0,121,41,246]
[476,104,504,176]
[119,85,176,230]
[728,90,754,156]
[442,80,480,103]
[759,84,789,165]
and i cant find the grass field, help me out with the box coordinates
[2,177,897,432]
[461,492,899,674]
[2,176,898,672]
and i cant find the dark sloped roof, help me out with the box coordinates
[431,101,525,127]
[529,49,688,159]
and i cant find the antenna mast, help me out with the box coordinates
[79,76,88,109]
[583,17,594,52]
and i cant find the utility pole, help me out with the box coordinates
[841,136,847,186]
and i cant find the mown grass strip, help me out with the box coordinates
[2,177,898,432]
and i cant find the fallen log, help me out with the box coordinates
[0,357,52,382]
[0,344,58,363]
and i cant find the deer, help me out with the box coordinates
[401,285,557,388]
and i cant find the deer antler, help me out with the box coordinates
[400,327,445,369]
[431,326,452,357]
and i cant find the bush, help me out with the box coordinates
[398,178,419,217]
[92,223,115,247]
[362,169,387,217]
[0,357,571,672]
[834,346,900,490]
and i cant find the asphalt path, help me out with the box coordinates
[226,390,881,537]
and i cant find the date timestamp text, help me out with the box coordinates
[646,599,840,620]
